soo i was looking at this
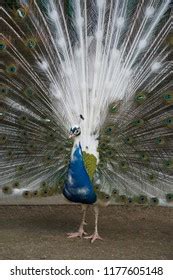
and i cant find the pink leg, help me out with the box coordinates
[84,205,103,243]
[67,205,88,238]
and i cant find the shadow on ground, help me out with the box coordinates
[0,205,172,259]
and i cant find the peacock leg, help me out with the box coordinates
[84,205,103,243]
[67,204,88,238]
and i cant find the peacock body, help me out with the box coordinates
[0,0,173,242]
[63,143,97,204]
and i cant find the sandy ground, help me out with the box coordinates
[0,205,172,260]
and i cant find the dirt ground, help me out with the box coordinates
[0,205,172,260]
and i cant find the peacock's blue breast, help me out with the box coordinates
[63,143,97,204]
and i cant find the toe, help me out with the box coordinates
[84,235,93,239]
[91,235,103,243]
[84,233,104,242]
[67,233,79,238]
[67,230,88,238]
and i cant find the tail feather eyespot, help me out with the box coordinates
[0,40,6,52]
[135,91,147,104]
[22,190,31,198]
[166,193,173,202]
[163,92,173,104]
[150,197,159,205]
[2,186,13,195]
[6,64,17,75]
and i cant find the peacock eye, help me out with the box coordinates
[0,41,6,51]
[17,8,27,19]
[7,64,17,74]
[25,88,34,97]
[33,191,38,196]
[26,39,37,49]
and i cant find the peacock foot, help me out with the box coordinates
[84,232,103,243]
[67,228,88,239]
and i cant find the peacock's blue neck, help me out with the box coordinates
[63,142,97,204]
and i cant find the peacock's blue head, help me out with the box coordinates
[69,126,81,139]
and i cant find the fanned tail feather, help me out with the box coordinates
[0,0,172,205]
[0,1,74,198]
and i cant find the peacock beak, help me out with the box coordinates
[69,134,75,139]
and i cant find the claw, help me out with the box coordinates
[84,232,103,243]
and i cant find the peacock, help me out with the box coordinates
[0,0,173,243]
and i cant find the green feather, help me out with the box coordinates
[83,151,97,181]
